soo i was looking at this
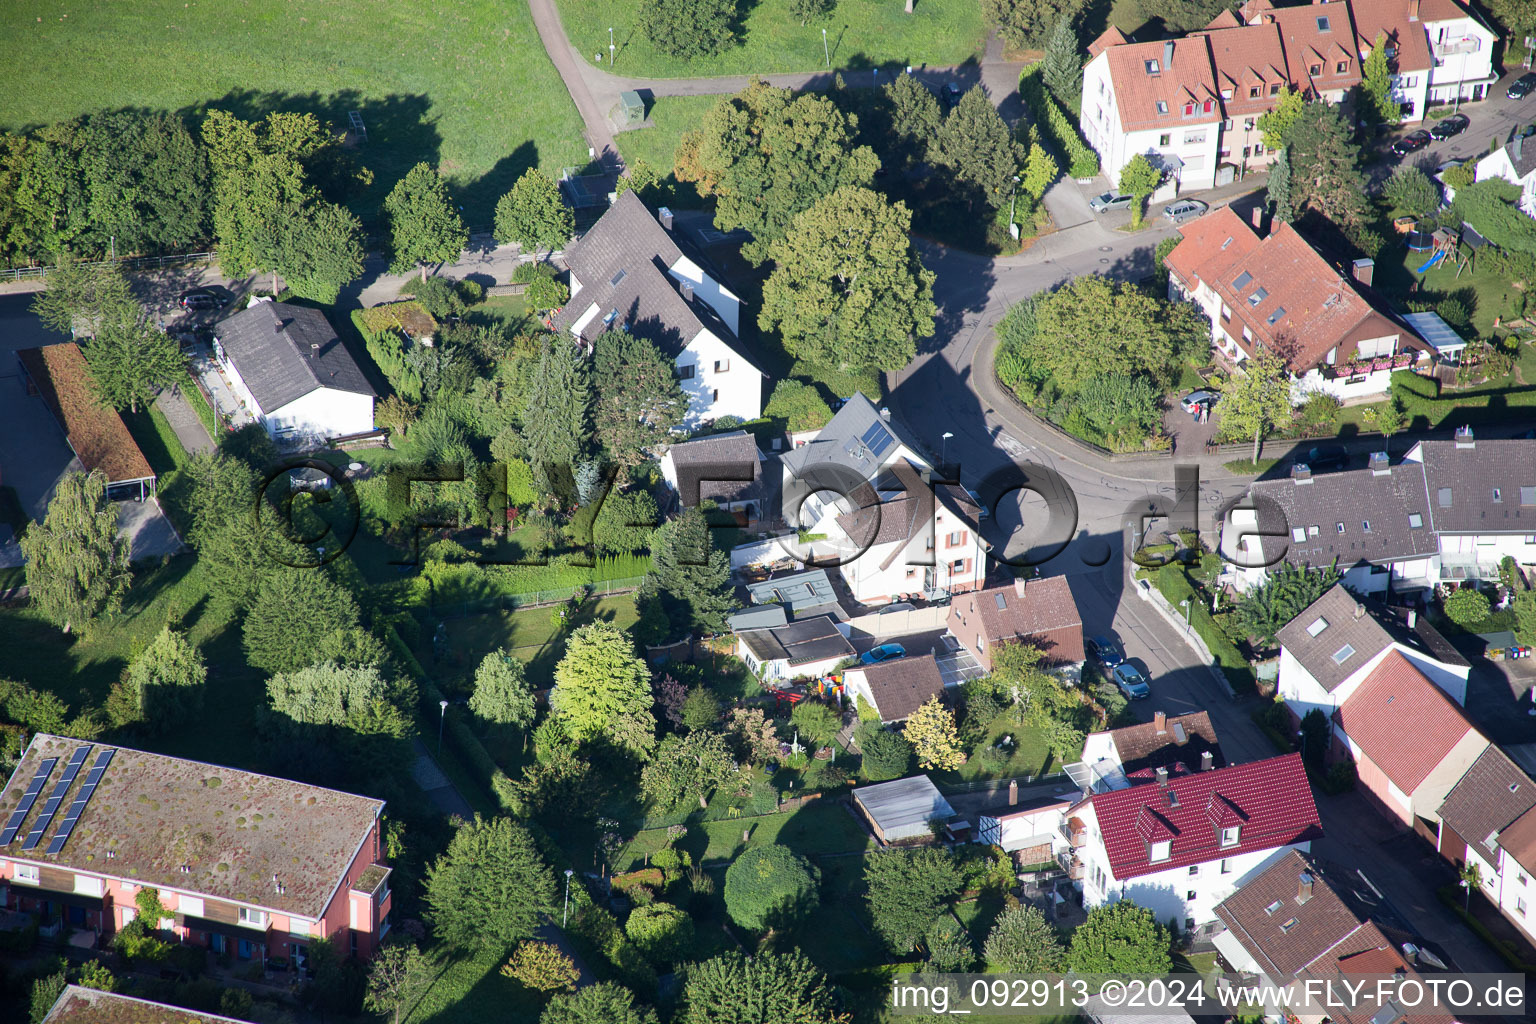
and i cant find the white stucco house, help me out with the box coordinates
[1351,0,1498,120]
[1068,753,1321,934]
[1436,746,1536,947]
[213,299,375,443]
[553,191,762,427]
[1474,136,1536,217]
[779,394,987,606]
[1273,585,1471,728]
[977,796,1074,867]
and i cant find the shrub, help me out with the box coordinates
[1444,587,1492,626]
[1019,67,1099,178]
[723,845,819,932]
[624,901,695,964]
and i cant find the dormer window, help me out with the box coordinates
[1203,99,1214,113]
[1270,83,1282,96]
[1222,88,1233,99]
[1336,60,1349,74]
[1249,85,1261,98]
[1150,840,1172,862]
[1309,64,1322,76]
[1184,102,1196,116]
[1220,826,1241,847]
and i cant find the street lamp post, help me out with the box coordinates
[822,28,829,68]
[563,868,575,926]
[1008,175,1022,240]
[609,27,615,66]
[437,699,448,756]
[941,431,954,466]
[1179,598,1191,627]
[1460,877,1471,911]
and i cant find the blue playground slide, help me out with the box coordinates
[1417,250,1446,273]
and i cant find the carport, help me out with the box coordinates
[18,344,155,501]
[936,648,986,687]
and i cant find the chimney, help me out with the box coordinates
[681,282,694,303]
[1008,779,1019,806]
[1298,872,1315,904]
[1013,577,1027,597]
[1516,135,1524,162]
[1251,205,1267,235]
[1200,750,1215,771]
[1156,765,1170,786]
[1154,710,1167,735]
[310,343,320,360]
[1368,451,1390,475]
[1455,425,1475,448]
[1292,462,1313,484]
[1354,602,1365,620]
[658,206,674,231]
[880,406,892,421]
[1408,608,1418,629]
[1409,0,1420,20]
[1163,40,1175,69]
[1351,258,1375,287]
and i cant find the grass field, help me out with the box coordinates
[616,800,872,868]
[559,0,986,78]
[0,0,590,226]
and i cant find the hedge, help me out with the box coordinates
[179,368,218,436]
[1156,563,1256,693]
[1020,66,1100,178]
[350,306,425,401]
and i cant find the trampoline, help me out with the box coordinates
[1406,231,1434,252]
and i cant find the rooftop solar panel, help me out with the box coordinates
[45,749,117,855]
[0,757,58,845]
[19,746,93,851]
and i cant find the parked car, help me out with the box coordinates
[945,82,963,108]
[1089,191,1134,213]
[1391,130,1432,157]
[1112,663,1151,700]
[178,285,231,311]
[1430,113,1469,140]
[1508,72,1536,100]
[860,643,906,666]
[1179,390,1220,413]
[1163,199,1208,224]
[1088,635,1125,669]
[1301,445,1349,472]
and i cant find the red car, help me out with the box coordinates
[1392,130,1432,157]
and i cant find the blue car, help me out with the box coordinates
[861,643,906,665]
[1113,663,1151,700]
[1088,635,1125,669]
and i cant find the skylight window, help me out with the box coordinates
[1233,271,1253,289]
[1248,286,1269,307]
[1317,15,1331,30]
[1292,527,1307,542]
[1333,644,1356,664]
[1267,306,1287,325]
[1280,917,1299,933]
[1146,59,1161,74]
[1306,616,1329,637]
[1265,899,1283,915]
[1493,488,1503,503]
[1522,486,1536,506]
[1221,236,1234,250]
[1337,522,1346,534]
[1409,513,1424,528]
[1438,487,1453,507]
[1362,520,1371,532]
[1156,100,1169,114]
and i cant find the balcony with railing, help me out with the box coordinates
[1434,37,1481,58]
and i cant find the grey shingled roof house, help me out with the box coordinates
[213,300,375,441]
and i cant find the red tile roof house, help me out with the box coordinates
[1331,650,1488,833]
[1165,205,1431,401]
[1211,849,1455,1024]
[0,734,392,967]
[42,985,256,1023]
[1066,752,1321,936]
[1433,744,1536,947]
[1071,710,1226,794]
[946,576,1085,675]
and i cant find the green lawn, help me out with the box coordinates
[559,0,986,78]
[425,595,641,693]
[1375,243,1522,337]
[406,944,545,1024]
[930,717,1061,786]
[616,800,872,868]
[0,0,589,226]
[616,96,720,172]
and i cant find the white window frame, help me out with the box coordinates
[1220,826,1241,847]
[73,875,103,897]
[13,863,39,884]
[1150,840,1172,862]
[238,907,268,929]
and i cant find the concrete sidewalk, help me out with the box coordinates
[153,385,214,456]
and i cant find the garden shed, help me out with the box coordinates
[852,775,956,844]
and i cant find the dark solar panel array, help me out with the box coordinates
[0,757,58,845]
[47,748,115,855]
[861,421,894,458]
[21,746,92,851]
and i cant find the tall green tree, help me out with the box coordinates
[469,649,537,727]
[83,315,184,415]
[643,731,736,809]
[1485,0,1536,43]
[640,0,737,59]
[1217,350,1295,464]
[551,621,657,755]
[265,661,412,741]
[1118,153,1162,229]
[31,255,136,338]
[1287,101,1371,237]
[365,942,430,1024]
[1450,179,1536,253]
[1041,14,1084,108]
[242,569,363,675]
[1234,565,1343,647]
[638,505,733,636]
[984,904,1066,971]
[983,0,1079,49]
[856,721,913,780]
[385,162,468,281]
[905,696,966,770]
[523,335,591,499]
[541,983,659,1024]
[865,848,963,952]
[1360,33,1401,125]
[127,626,207,730]
[759,186,935,372]
[875,73,945,172]
[183,452,283,611]
[935,87,1026,213]
[1257,86,1305,150]
[678,951,842,1024]
[1021,141,1059,202]
[593,330,688,467]
[1268,146,1294,223]
[723,845,820,932]
[254,199,366,304]
[1067,901,1172,975]
[676,83,879,264]
[425,815,558,953]
[20,470,131,636]
[494,168,574,258]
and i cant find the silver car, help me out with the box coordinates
[1089,191,1133,213]
[1163,199,1209,224]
